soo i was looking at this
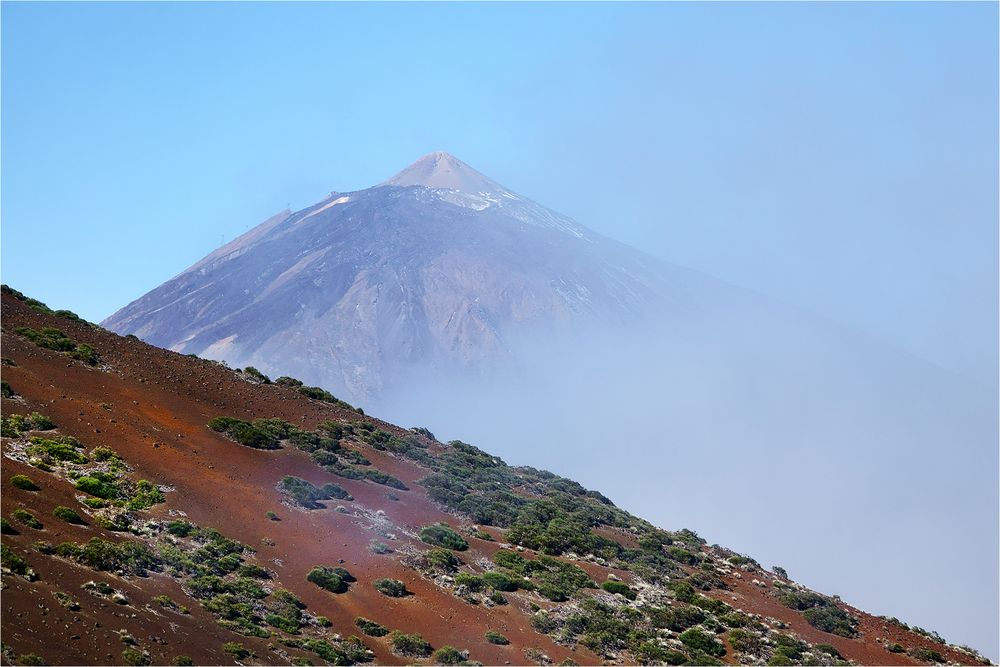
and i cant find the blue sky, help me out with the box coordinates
[2,2,996,387]
[2,1,997,655]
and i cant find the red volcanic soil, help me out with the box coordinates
[0,291,991,667]
[0,294,597,666]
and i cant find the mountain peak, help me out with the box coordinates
[382,151,509,194]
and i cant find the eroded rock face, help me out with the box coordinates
[102,153,718,401]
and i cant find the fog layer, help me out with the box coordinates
[373,300,999,659]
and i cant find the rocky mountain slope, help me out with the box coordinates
[101,152,728,402]
[2,287,991,666]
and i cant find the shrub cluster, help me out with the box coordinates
[419,523,469,551]
[373,578,408,597]
[306,566,353,594]
[355,617,389,637]
[14,326,99,365]
[389,631,431,657]
[278,476,352,509]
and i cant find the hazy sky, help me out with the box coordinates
[2,1,997,655]
[2,2,996,389]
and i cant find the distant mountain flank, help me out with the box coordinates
[101,152,723,402]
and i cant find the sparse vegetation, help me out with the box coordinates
[208,416,281,449]
[13,326,99,365]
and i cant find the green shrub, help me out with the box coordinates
[485,631,509,645]
[420,523,468,551]
[432,646,466,665]
[454,573,484,592]
[207,416,280,449]
[363,468,408,490]
[886,643,905,653]
[424,547,460,572]
[0,381,12,398]
[15,327,99,365]
[242,366,271,384]
[53,506,85,524]
[373,578,408,597]
[728,628,763,655]
[601,580,636,600]
[679,628,726,658]
[222,642,252,659]
[355,617,389,637]
[27,435,88,464]
[1,518,16,534]
[814,644,842,658]
[171,656,193,666]
[27,412,55,430]
[165,520,194,537]
[389,631,431,657]
[12,509,42,529]
[275,376,303,387]
[907,646,944,663]
[121,648,150,666]
[482,571,518,592]
[306,566,348,593]
[76,476,119,499]
[1,544,29,575]
[802,606,858,638]
[278,476,353,508]
[10,474,38,491]
[126,480,165,510]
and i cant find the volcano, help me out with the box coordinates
[102,152,723,401]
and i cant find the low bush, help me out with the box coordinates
[679,628,726,658]
[10,474,39,491]
[424,547,460,572]
[27,435,88,464]
[373,578,408,597]
[363,468,408,490]
[222,642,252,659]
[208,416,280,449]
[121,648,150,666]
[355,617,389,637]
[53,506,85,524]
[485,631,509,645]
[907,646,944,663]
[432,646,467,665]
[15,327,100,365]
[242,367,271,384]
[12,509,42,529]
[420,523,468,551]
[307,566,348,593]
[601,580,636,600]
[389,631,431,657]
[802,606,859,638]
[76,475,119,499]
[0,518,16,534]
[278,476,353,508]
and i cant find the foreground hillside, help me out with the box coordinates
[0,287,990,667]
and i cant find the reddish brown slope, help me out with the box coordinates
[1,290,991,667]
